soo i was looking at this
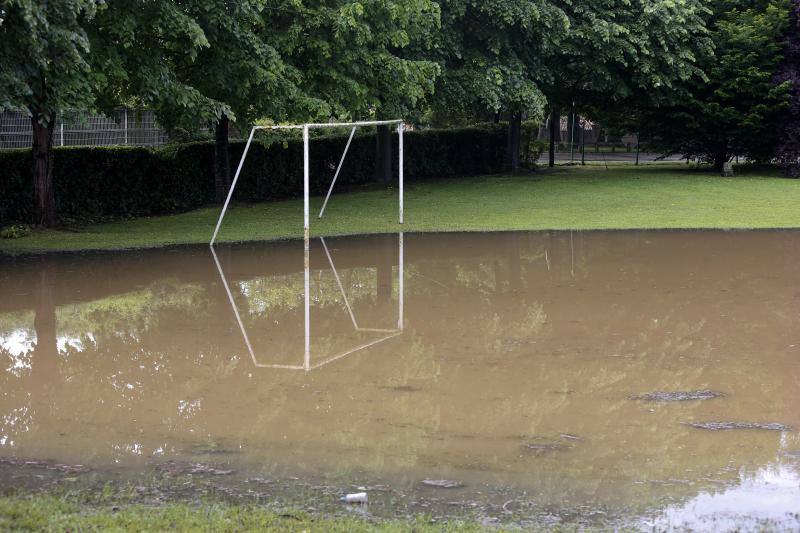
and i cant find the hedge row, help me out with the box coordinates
[0,125,513,225]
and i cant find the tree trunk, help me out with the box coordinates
[713,152,727,172]
[374,125,393,185]
[214,114,231,203]
[507,112,522,172]
[31,113,56,227]
[32,255,60,424]
[548,106,559,168]
[33,256,58,381]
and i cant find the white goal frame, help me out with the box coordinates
[210,119,405,246]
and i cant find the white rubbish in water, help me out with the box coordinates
[341,492,368,504]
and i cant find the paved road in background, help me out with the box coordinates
[551,152,686,164]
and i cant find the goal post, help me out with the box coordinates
[210,119,405,246]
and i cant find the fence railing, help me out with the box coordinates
[0,109,171,149]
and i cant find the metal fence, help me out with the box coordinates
[534,115,686,164]
[2,109,679,164]
[0,109,171,149]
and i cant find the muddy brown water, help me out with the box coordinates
[1,231,799,529]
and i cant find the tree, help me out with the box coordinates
[146,1,312,202]
[274,0,441,184]
[775,0,800,176]
[429,0,567,171]
[427,0,709,171]
[0,1,100,226]
[638,0,790,170]
[540,0,712,167]
[0,1,230,225]
[88,1,235,192]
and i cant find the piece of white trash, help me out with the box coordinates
[341,492,368,504]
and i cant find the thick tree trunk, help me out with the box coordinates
[31,113,56,227]
[549,107,559,168]
[713,152,727,172]
[507,112,522,172]
[214,115,231,203]
[374,125,393,185]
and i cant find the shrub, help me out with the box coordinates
[0,125,514,225]
[520,121,547,167]
[0,224,30,239]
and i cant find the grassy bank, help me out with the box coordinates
[0,495,488,532]
[2,165,798,254]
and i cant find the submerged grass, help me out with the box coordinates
[2,164,798,254]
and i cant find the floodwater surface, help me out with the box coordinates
[1,231,799,529]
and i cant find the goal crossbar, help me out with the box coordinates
[210,119,404,246]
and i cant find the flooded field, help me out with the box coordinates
[1,231,799,529]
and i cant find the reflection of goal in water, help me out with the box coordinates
[210,234,404,371]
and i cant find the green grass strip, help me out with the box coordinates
[2,165,798,254]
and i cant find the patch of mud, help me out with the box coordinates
[685,421,792,431]
[630,390,725,402]
[155,461,234,477]
[524,443,572,454]
[519,433,580,455]
[0,457,89,474]
[380,385,422,393]
[245,477,274,485]
[420,479,464,489]
[189,442,239,456]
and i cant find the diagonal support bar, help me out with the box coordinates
[320,237,359,330]
[322,233,404,334]
[319,127,357,219]
[211,127,257,246]
[311,332,401,370]
[211,238,309,370]
[209,245,258,367]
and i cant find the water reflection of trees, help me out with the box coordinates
[0,231,798,513]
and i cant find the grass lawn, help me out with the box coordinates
[2,164,799,254]
[0,495,491,532]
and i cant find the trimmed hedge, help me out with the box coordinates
[0,126,512,225]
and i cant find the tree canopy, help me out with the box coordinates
[636,0,791,168]
[0,0,99,122]
[279,0,441,121]
[429,0,564,122]
[776,0,800,175]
